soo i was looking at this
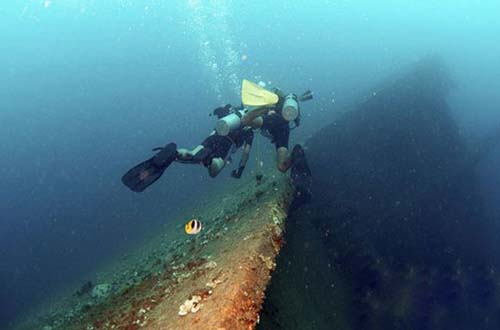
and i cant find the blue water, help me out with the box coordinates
[1,1,500,328]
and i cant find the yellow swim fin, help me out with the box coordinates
[241,79,279,107]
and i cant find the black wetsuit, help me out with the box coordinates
[201,129,254,166]
[261,112,290,149]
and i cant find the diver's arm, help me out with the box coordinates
[248,116,264,129]
[231,143,251,178]
[241,106,273,126]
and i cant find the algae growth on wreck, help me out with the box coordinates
[2,1,500,330]
[13,174,293,330]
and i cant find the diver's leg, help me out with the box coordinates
[276,147,292,173]
[176,145,205,163]
[208,157,225,178]
[273,121,291,173]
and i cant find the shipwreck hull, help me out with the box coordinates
[14,58,500,330]
[260,58,500,329]
[13,175,294,330]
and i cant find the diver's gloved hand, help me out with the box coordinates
[231,166,245,179]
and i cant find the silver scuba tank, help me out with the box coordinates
[215,109,245,136]
[281,94,300,122]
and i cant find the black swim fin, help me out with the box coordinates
[290,144,312,209]
[122,143,177,192]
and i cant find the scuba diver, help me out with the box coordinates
[216,80,313,173]
[214,80,313,206]
[121,104,254,192]
[178,104,254,179]
[245,89,301,173]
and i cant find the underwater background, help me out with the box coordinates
[1,1,500,328]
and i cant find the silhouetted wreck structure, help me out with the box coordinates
[260,57,500,330]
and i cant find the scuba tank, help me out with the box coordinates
[287,90,314,129]
[282,93,300,122]
[214,89,314,136]
[278,89,313,123]
[211,104,245,136]
[215,108,246,136]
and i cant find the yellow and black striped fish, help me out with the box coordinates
[185,219,202,235]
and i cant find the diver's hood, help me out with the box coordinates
[212,104,233,119]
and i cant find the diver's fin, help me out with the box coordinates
[290,144,312,209]
[152,143,177,168]
[291,144,311,176]
[121,143,177,192]
[299,90,313,102]
[241,79,279,107]
[121,159,165,192]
